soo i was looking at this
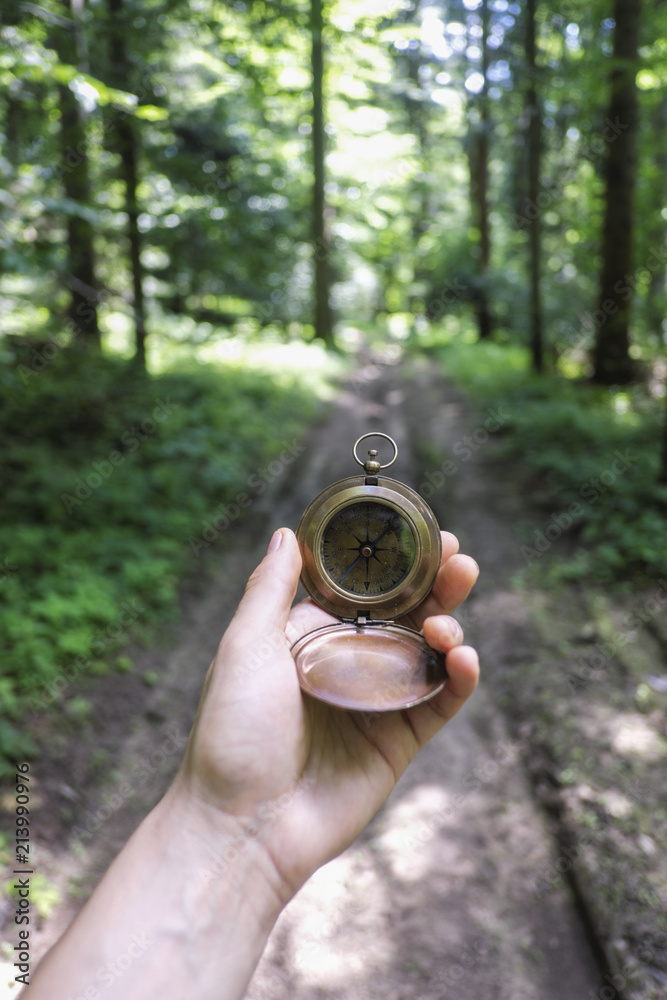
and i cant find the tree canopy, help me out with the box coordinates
[0,0,663,378]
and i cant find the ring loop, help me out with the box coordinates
[353,432,398,470]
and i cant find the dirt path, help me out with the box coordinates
[245,356,603,999]
[2,356,608,998]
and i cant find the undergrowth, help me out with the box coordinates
[423,334,667,588]
[0,346,320,772]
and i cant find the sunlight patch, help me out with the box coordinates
[611,714,665,761]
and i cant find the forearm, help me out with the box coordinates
[26,782,286,1000]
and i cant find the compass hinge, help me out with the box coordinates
[338,614,392,627]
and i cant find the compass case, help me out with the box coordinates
[296,474,441,620]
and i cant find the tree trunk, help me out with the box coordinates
[107,0,146,368]
[404,1,429,250]
[592,0,642,384]
[311,0,333,344]
[526,0,543,373]
[5,92,21,167]
[645,97,667,343]
[468,0,493,340]
[57,0,100,346]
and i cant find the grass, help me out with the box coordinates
[0,341,327,773]
[419,329,667,588]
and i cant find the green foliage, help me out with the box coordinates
[2,872,61,921]
[428,336,667,586]
[0,348,317,765]
[64,698,93,724]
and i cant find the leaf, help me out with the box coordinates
[131,104,169,121]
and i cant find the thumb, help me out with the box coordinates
[227,528,303,642]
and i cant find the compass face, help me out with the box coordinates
[320,502,416,597]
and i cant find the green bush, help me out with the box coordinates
[426,336,667,586]
[0,347,319,771]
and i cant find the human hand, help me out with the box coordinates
[172,526,479,903]
[27,527,478,1000]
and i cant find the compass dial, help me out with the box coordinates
[320,502,416,597]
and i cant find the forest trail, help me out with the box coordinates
[5,356,608,998]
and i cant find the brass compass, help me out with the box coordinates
[292,432,447,712]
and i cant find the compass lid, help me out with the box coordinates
[291,622,447,712]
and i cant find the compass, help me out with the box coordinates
[292,432,447,712]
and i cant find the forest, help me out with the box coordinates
[1,0,667,995]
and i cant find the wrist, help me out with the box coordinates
[30,778,287,1000]
[136,781,287,995]
[156,775,289,924]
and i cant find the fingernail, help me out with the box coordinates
[444,618,464,643]
[267,529,283,554]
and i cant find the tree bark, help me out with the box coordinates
[107,0,146,368]
[645,97,667,344]
[526,0,543,372]
[57,0,100,346]
[5,92,22,167]
[592,0,642,384]
[311,0,333,344]
[468,0,493,340]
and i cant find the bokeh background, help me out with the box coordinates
[1,0,666,997]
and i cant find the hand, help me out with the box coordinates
[173,526,479,902]
[28,527,479,1000]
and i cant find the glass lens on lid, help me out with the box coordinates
[320,502,416,597]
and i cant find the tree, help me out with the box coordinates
[467,0,493,341]
[525,0,543,373]
[106,0,146,368]
[311,0,334,344]
[592,0,643,384]
[55,0,101,347]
